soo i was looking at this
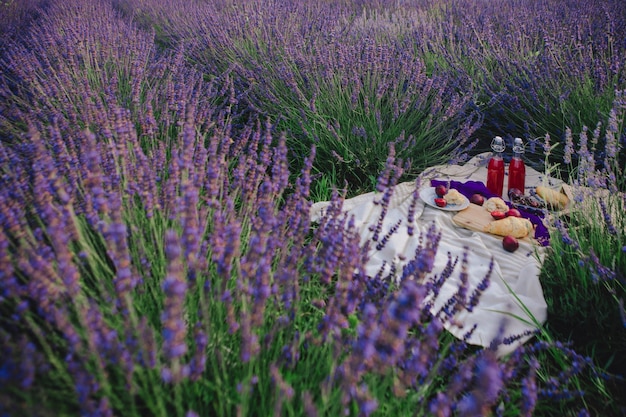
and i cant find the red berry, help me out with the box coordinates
[491,210,506,220]
[434,197,447,207]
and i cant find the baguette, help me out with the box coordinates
[536,186,569,210]
[484,216,534,238]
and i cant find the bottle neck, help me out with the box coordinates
[512,140,524,159]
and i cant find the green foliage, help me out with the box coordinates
[270,54,478,197]
[538,101,626,414]
[541,191,626,371]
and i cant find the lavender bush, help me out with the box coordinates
[0,0,47,47]
[111,0,482,198]
[1,0,625,416]
[412,0,626,169]
[539,92,626,412]
[112,0,626,183]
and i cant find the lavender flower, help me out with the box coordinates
[604,108,619,161]
[160,229,188,382]
[269,363,295,416]
[554,219,581,251]
[0,227,19,300]
[563,127,574,165]
[405,180,421,236]
[598,198,618,235]
[543,133,552,154]
[302,391,319,417]
[520,358,539,416]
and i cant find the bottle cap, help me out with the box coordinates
[513,137,525,154]
[491,136,505,153]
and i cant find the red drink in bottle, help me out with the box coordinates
[486,136,505,197]
[508,138,526,194]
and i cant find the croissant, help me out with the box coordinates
[484,216,533,238]
[536,186,569,210]
[484,197,508,213]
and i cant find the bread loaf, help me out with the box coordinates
[444,189,465,205]
[484,197,508,213]
[536,186,569,210]
[484,216,534,238]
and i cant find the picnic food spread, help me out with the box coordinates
[309,150,571,356]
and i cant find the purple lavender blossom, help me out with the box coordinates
[563,127,574,165]
[160,229,188,382]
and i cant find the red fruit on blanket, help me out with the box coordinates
[434,197,447,207]
[470,193,485,206]
[502,235,519,252]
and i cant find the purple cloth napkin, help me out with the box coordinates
[430,179,550,246]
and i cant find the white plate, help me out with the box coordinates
[419,187,470,212]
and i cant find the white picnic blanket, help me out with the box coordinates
[310,153,558,356]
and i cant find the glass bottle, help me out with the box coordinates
[508,137,526,194]
[486,136,505,197]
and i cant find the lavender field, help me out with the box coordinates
[1,0,625,416]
